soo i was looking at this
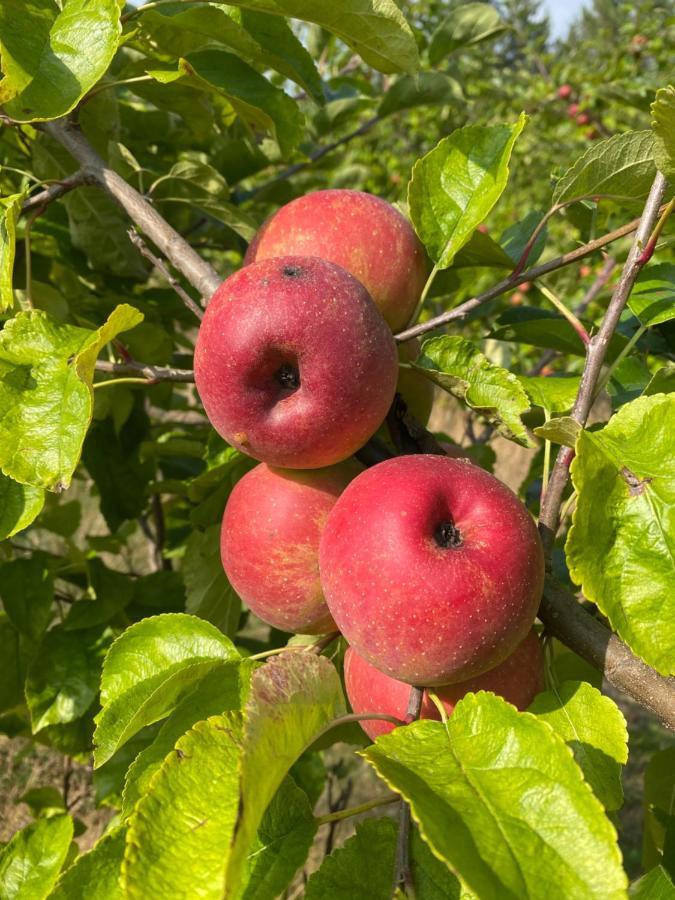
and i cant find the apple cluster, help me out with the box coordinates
[195,189,546,737]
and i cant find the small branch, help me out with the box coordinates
[151,494,171,571]
[42,119,221,301]
[315,795,399,826]
[21,170,93,214]
[395,204,669,343]
[127,229,204,320]
[636,197,674,265]
[538,172,668,554]
[94,359,194,383]
[576,255,616,315]
[394,685,424,898]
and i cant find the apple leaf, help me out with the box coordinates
[533,416,581,447]
[229,0,419,75]
[651,85,675,180]
[182,526,242,637]
[121,661,252,818]
[93,613,240,766]
[362,693,628,899]
[449,228,514,269]
[630,867,675,899]
[0,191,24,310]
[429,3,508,63]
[0,614,24,715]
[0,815,74,899]
[566,393,675,675]
[519,376,581,413]
[0,306,143,491]
[628,263,675,327]
[0,556,53,642]
[379,72,463,117]
[644,365,675,396]
[500,210,548,266]
[529,681,628,811]
[552,131,656,205]
[0,473,44,540]
[0,0,121,122]
[490,306,628,358]
[225,653,347,897]
[50,826,125,900]
[643,747,675,872]
[123,714,243,900]
[408,114,526,269]
[412,335,532,446]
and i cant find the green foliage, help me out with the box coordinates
[0,191,24,310]
[0,814,73,899]
[50,827,125,900]
[305,818,397,899]
[651,86,675,179]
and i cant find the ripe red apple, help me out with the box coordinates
[194,256,398,468]
[345,629,544,740]
[576,113,591,126]
[244,190,428,331]
[557,84,572,99]
[567,103,580,118]
[319,455,544,685]
[221,461,359,634]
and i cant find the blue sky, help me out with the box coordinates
[543,0,589,38]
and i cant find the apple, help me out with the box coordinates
[221,461,360,634]
[319,454,544,685]
[244,189,428,331]
[557,84,572,99]
[567,103,580,118]
[345,629,544,740]
[576,113,591,126]
[194,256,398,468]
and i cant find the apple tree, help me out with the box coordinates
[0,1,673,898]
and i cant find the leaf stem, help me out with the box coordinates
[637,197,674,265]
[121,0,198,23]
[537,283,590,345]
[426,691,448,725]
[541,410,551,502]
[315,795,399,826]
[407,263,439,328]
[83,76,155,102]
[92,377,150,389]
[593,323,647,399]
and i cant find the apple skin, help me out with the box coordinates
[244,190,428,331]
[345,629,544,740]
[194,256,398,468]
[221,461,360,634]
[557,84,572,99]
[319,454,545,685]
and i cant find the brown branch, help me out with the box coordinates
[127,228,204,320]
[576,255,616,315]
[395,203,669,343]
[42,119,221,302]
[94,359,194,383]
[538,172,668,554]
[394,685,424,898]
[21,171,93,214]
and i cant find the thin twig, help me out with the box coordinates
[94,359,194,383]
[316,795,399,826]
[20,170,93,214]
[394,204,669,343]
[127,229,204,320]
[394,685,424,898]
[538,172,668,555]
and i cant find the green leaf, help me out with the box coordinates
[552,131,656,205]
[0,814,73,899]
[379,72,463,117]
[225,653,347,897]
[566,393,675,674]
[0,474,44,540]
[410,828,462,899]
[121,661,251,818]
[0,613,25,714]
[151,51,303,158]
[429,3,508,64]
[529,681,628,811]
[183,526,242,637]
[490,307,628,359]
[628,263,675,327]
[500,211,548,266]
[19,786,66,819]
[25,626,109,733]
[50,827,125,900]
[0,306,143,491]
[65,188,147,279]
[63,560,135,631]
[533,416,581,448]
[305,818,397,900]
[519,376,581,413]
[122,714,242,899]
[230,0,418,75]
[0,556,53,641]
[94,613,240,766]
[0,191,24,310]
[408,114,526,268]
[0,0,121,122]
[242,776,317,900]
[630,867,675,899]
[643,748,675,871]
[412,335,532,446]
[362,693,628,900]
[449,228,514,269]
[645,365,675,396]
[651,85,675,179]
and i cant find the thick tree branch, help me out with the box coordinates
[127,229,204,320]
[94,359,194,383]
[538,172,668,553]
[21,170,94,213]
[395,203,668,343]
[42,120,221,302]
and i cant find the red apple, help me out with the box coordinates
[194,257,398,468]
[567,103,580,118]
[244,190,428,331]
[319,454,544,685]
[221,461,359,634]
[576,113,591,126]
[345,629,544,740]
[557,84,572,99]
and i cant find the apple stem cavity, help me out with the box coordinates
[434,520,462,549]
[275,362,300,390]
